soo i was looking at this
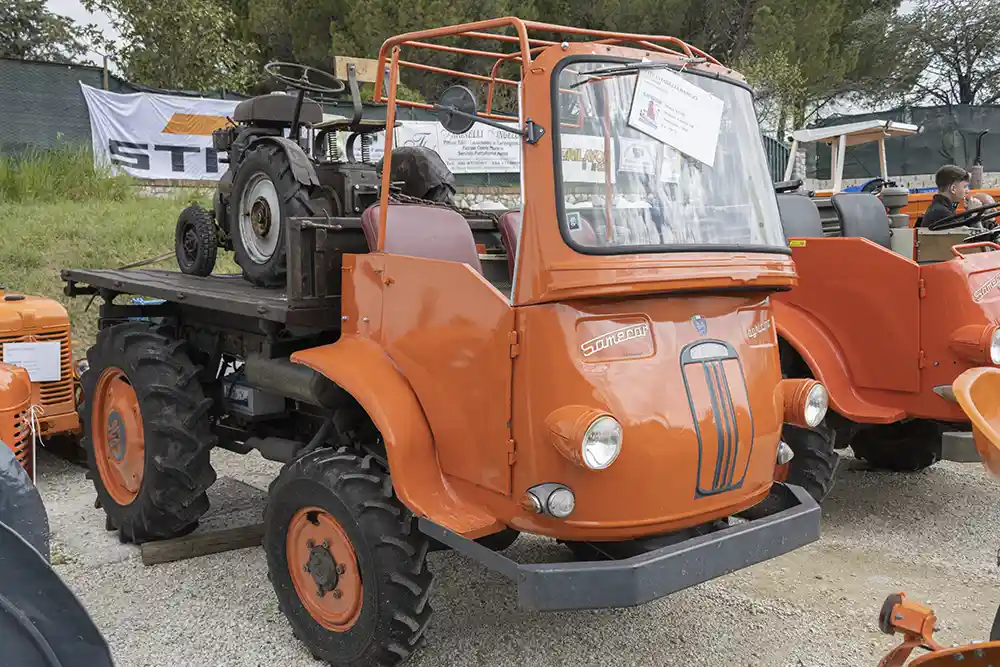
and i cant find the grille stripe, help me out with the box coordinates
[702,362,727,489]
[710,361,736,487]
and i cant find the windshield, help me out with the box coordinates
[553,59,787,253]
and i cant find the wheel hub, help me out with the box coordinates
[304,539,346,597]
[250,197,272,237]
[182,227,199,260]
[106,410,126,462]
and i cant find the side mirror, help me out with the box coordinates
[436,85,479,135]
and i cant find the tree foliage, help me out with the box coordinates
[0,0,97,63]
[871,0,1000,106]
[82,0,260,92]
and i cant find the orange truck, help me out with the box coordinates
[768,181,1000,505]
[62,19,825,666]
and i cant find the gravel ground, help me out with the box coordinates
[34,448,1000,667]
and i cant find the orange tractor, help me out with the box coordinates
[0,288,82,481]
[765,183,1000,506]
[63,18,826,666]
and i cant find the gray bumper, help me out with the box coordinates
[419,483,820,612]
[941,430,981,463]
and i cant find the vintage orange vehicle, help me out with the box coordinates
[768,186,1000,504]
[61,18,826,666]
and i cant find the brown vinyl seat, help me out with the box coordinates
[498,210,599,279]
[360,204,483,274]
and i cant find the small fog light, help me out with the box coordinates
[803,384,829,427]
[547,487,576,518]
[524,483,576,519]
[777,441,794,465]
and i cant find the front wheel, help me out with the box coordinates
[175,203,218,276]
[265,448,433,667]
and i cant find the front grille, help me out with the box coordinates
[0,326,75,408]
[7,409,32,480]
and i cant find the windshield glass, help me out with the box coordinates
[553,59,786,253]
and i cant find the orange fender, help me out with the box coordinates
[773,301,904,423]
[291,336,499,538]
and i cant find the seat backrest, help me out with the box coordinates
[776,193,825,239]
[831,193,892,248]
[498,211,522,278]
[360,204,483,273]
[233,93,323,126]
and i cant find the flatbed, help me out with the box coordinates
[61,268,340,329]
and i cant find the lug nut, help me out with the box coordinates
[307,539,315,548]
[332,589,342,599]
[336,564,346,575]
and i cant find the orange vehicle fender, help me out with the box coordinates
[290,336,500,538]
[772,301,904,423]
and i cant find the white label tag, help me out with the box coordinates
[3,341,61,382]
[627,68,723,167]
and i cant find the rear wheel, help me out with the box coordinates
[265,448,432,667]
[81,322,216,543]
[230,143,321,287]
[850,420,942,471]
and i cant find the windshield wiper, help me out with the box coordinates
[568,59,705,89]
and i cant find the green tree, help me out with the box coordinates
[0,0,97,63]
[82,0,259,92]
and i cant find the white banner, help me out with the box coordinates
[81,83,240,181]
[80,83,622,183]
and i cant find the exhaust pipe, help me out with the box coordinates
[242,355,348,408]
[972,129,989,190]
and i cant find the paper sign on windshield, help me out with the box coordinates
[627,68,723,167]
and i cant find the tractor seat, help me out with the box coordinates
[776,193,825,239]
[233,93,323,126]
[831,192,892,249]
[499,211,598,279]
[360,204,483,274]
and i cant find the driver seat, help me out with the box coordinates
[831,193,892,249]
[233,93,324,128]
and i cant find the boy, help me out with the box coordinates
[919,165,970,227]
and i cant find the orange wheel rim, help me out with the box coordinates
[92,367,145,505]
[287,507,363,632]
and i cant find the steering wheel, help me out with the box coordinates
[926,201,1000,232]
[264,61,346,95]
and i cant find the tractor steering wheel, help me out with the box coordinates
[264,61,346,95]
[926,201,1000,231]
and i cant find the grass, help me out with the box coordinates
[0,144,134,203]
[0,196,238,356]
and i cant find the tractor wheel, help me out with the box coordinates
[737,424,839,520]
[265,448,432,667]
[175,203,218,276]
[850,420,942,472]
[229,143,320,287]
[81,322,217,544]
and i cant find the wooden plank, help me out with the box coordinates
[332,56,381,84]
[140,523,265,566]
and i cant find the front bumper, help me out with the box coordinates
[419,483,820,612]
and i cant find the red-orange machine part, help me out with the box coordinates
[878,592,1000,666]
[0,362,34,481]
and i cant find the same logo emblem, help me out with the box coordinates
[691,315,708,336]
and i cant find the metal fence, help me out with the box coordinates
[2,56,791,185]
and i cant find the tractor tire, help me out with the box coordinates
[737,424,839,520]
[850,420,942,472]
[175,203,218,277]
[81,322,217,544]
[229,143,320,288]
[265,447,432,667]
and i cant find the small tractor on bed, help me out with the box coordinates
[174,61,457,287]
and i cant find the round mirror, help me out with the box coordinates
[437,85,478,135]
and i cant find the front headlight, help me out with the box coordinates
[990,328,1000,364]
[803,383,829,427]
[581,416,623,470]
